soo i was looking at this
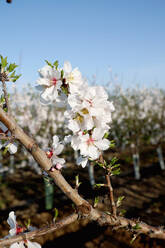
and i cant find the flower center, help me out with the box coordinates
[52,77,57,86]
[87,137,95,146]
[74,113,84,123]
[81,108,89,115]
[67,73,74,82]
[46,150,53,159]
[86,99,93,106]
[16,224,24,235]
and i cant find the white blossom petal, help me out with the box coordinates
[94,139,110,151]
[63,61,72,73]
[27,240,41,248]
[77,156,88,168]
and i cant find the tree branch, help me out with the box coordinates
[0,213,78,247]
[1,79,11,114]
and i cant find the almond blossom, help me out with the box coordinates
[63,61,84,94]
[4,211,41,248]
[36,65,62,104]
[72,128,110,160]
[36,61,115,168]
[46,135,65,170]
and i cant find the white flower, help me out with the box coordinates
[0,122,17,154]
[36,65,62,104]
[7,143,17,154]
[76,156,88,168]
[10,240,41,248]
[63,61,84,93]
[7,211,17,236]
[72,128,110,160]
[51,135,65,168]
[68,113,94,133]
[6,211,41,248]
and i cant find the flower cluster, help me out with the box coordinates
[4,211,41,248]
[36,61,115,167]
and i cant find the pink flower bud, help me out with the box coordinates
[55,163,63,170]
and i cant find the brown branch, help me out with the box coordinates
[0,134,14,141]
[0,107,165,245]
[99,154,117,218]
[0,210,165,247]
[1,79,11,114]
[0,213,78,247]
[105,174,117,218]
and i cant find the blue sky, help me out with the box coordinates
[0,0,165,89]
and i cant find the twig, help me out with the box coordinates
[0,213,78,247]
[99,154,117,218]
[105,173,117,218]
[0,134,14,141]
[1,78,11,114]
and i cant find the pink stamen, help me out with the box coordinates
[87,137,95,145]
[52,77,57,86]
[86,99,92,106]
[46,150,53,159]
[16,224,24,235]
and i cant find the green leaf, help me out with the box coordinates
[119,209,126,216]
[53,208,58,222]
[111,163,120,170]
[103,132,109,139]
[10,71,16,78]
[130,234,137,244]
[116,196,125,207]
[0,96,5,103]
[12,74,22,82]
[110,157,118,166]
[3,146,8,155]
[109,140,115,148]
[53,60,59,69]
[75,174,81,188]
[24,218,31,229]
[61,85,69,95]
[132,223,141,230]
[111,168,120,176]
[94,183,105,188]
[0,56,8,69]
[94,196,99,208]
[45,60,53,68]
[61,69,64,79]
[7,63,18,72]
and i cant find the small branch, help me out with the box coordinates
[1,78,11,114]
[0,134,14,141]
[99,154,117,218]
[0,213,78,247]
[105,173,117,218]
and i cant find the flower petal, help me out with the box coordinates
[63,61,72,73]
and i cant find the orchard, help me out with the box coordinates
[0,55,165,248]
